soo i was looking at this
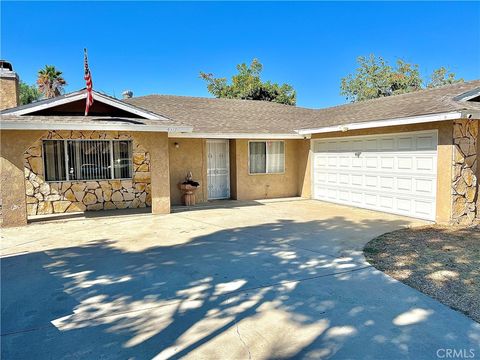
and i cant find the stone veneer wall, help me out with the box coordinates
[24,130,151,216]
[451,119,478,225]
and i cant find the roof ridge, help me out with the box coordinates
[128,94,312,110]
[310,79,480,112]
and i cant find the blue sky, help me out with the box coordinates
[2,1,479,108]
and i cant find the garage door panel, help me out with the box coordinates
[339,156,350,167]
[415,178,434,194]
[397,198,413,213]
[397,157,413,170]
[365,139,378,151]
[379,176,394,190]
[339,173,350,185]
[364,193,377,206]
[380,157,394,169]
[416,157,435,171]
[328,156,338,167]
[351,192,363,204]
[398,136,414,150]
[365,157,378,168]
[352,157,363,168]
[417,134,436,150]
[351,174,363,186]
[415,199,434,216]
[313,131,437,221]
[365,175,377,188]
[379,195,394,210]
[397,177,413,192]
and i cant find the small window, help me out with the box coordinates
[42,140,133,181]
[43,140,67,181]
[249,141,285,174]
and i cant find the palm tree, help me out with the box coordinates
[36,65,67,98]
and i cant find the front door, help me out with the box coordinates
[207,139,230,200]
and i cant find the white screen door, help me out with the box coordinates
[207,140,230,200]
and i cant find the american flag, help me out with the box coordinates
[84,48,94,116]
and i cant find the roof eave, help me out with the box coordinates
[168,132,309,139]
[295,111,465,135]
[0,121,193,133]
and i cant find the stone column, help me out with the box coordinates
[451,119,478,225]
[134,132,171,214]
[1,130,43,227]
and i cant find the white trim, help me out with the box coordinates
[454,88,480,102]
[109,141,115,180]
[0,121,192,133]
[169,132,307,139]
[3,90,169,121]
[93,92,166,120]
[63,140,70,181]
[296,111,463,135]
[7,93,86,116]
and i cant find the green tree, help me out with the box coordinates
[200,59,296,105]
[36,65,67,98]
[427,67,463,88]
[340,55,463,102]
[340,55,422,102]
[19,81,42,105]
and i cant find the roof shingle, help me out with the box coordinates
[125,80,480,133]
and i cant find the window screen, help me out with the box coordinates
[42,140,133,181]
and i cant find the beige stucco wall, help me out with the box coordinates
[233,139,302,201]
[169,138,208,205]
[297,139,311,198]
[139,132,171,214]
[1,130,44,227]
[229,140,238,199]
[309,121,454,224]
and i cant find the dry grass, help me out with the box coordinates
[364,225,480,323]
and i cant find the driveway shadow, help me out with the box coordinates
[2,217,479,359]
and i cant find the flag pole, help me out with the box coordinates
[84,48,94,116]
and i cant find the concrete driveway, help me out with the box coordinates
[2,199,479,359]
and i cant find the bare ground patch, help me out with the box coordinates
[364,225,480,323]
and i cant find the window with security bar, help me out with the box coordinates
[43,140,133,181]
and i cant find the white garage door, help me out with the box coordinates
[312,131,438,220]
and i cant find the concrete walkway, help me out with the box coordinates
[2,199,479,359]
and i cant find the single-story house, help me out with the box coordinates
[1,61,479,227]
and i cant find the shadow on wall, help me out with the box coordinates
[2,217,478,359]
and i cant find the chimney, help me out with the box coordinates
[0,60,19,110]
[122,90,133,99]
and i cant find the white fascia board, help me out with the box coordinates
[93,93,166,120]
[461,110,480,119]
[168,132,309,139]
[295,111,464,135]
[5,91,167,121]
[0,121,193,133]
[9,93,86,116]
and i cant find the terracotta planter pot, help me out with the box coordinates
[178,183,200,206]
